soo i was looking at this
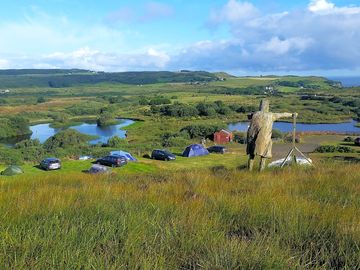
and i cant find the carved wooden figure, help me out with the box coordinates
[246,99,294,171]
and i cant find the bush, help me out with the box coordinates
[149,97,171,105]
[284,135,301,144]
[160,132,189,147]
[196,102,217,117]
[37,96,46,103]
[233,132,247,144]
[51,112,70,124]
[180,124,226,139]
[0,116,31,139]
[344,137,354,142]
[19,146,46,162]
[107,136,127,148]
[97,112,117,127]
[0,148,23,165]
[14,139,41,149]
[271,129,283,140]
[160,104,199,117]
[315,145,355,153]
[43,129,92,151]
[66,102,103,116]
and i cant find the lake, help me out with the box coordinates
[3,119,135,146]
[228,120,360,134]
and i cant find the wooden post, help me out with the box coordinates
[292,113,297,163]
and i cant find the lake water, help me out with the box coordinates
[228,120,360,134]
[3,119,135,146]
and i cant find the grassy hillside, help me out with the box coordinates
[0,70,217,88]
[0,161,359,269]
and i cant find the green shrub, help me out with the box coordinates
[196,102,217,117]
[0,116,31,139]
[271,129,283,140]
[43,129,93,151]
[160,104,199,117]
[315,145,355,153]
[107,136,127,148]
[233,132,247,144]
[14,139,41,149]
[0,148,23,165]
[180,124,226,139]
[160,132,189,147]
[37,96,46,103]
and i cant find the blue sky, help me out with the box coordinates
[0,0,359,75]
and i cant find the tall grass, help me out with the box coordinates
[0,162,360,269]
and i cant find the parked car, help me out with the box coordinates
[40,158,61,171]
[207,145,226,154]
[151,149,176,161]
[96,155,127,167]
[355,137,360,146]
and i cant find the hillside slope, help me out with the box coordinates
[1,162,359,269]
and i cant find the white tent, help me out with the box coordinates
[268,156,313,168]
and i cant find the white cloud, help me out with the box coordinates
[308,0,360,14]
[178,0,360,73]
[308,0,335,13]
[1,0,360,74]
[0,59,9,69]
[257,37,313,55]
[209,0,259,25]
[1,47,170,71]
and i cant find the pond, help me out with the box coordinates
[228,120,360,134]
[2,119,135,146]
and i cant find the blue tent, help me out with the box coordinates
[182,144,209,158]
[110,150,137,161]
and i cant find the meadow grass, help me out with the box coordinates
[0,161,360,269]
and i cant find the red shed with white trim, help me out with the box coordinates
[214,129,233,144]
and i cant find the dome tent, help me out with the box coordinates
[1,165,24,176]
[182,144,209,158]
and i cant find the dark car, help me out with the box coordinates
[355,138,360,146]
[40,158,61,171]
[207,145,226,154]
[151,149,176,161]
[96,155,127,167]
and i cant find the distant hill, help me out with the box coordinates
[213,72,236,79]
[0,70,218,88]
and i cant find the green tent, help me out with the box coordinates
[1,165,24,176]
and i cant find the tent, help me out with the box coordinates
[182,144,210,158]
[110,150,137,161]
[268,156,312,168]
[1,165,24,176]
[88,164,111,174]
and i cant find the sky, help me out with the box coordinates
[0,0,360,76]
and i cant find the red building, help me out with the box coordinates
[214,129,233,144]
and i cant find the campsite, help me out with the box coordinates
[1,0,360,267]
[0,70,360,268]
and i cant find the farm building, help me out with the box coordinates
[214,129,233,144]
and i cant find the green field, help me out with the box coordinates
[0,70,360,269]
[1,160,360,269]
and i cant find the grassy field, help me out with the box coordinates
[1,160,360,269]
[0,71,359,268]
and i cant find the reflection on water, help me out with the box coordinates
[228,120,360,134]
[2,119,135,146]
